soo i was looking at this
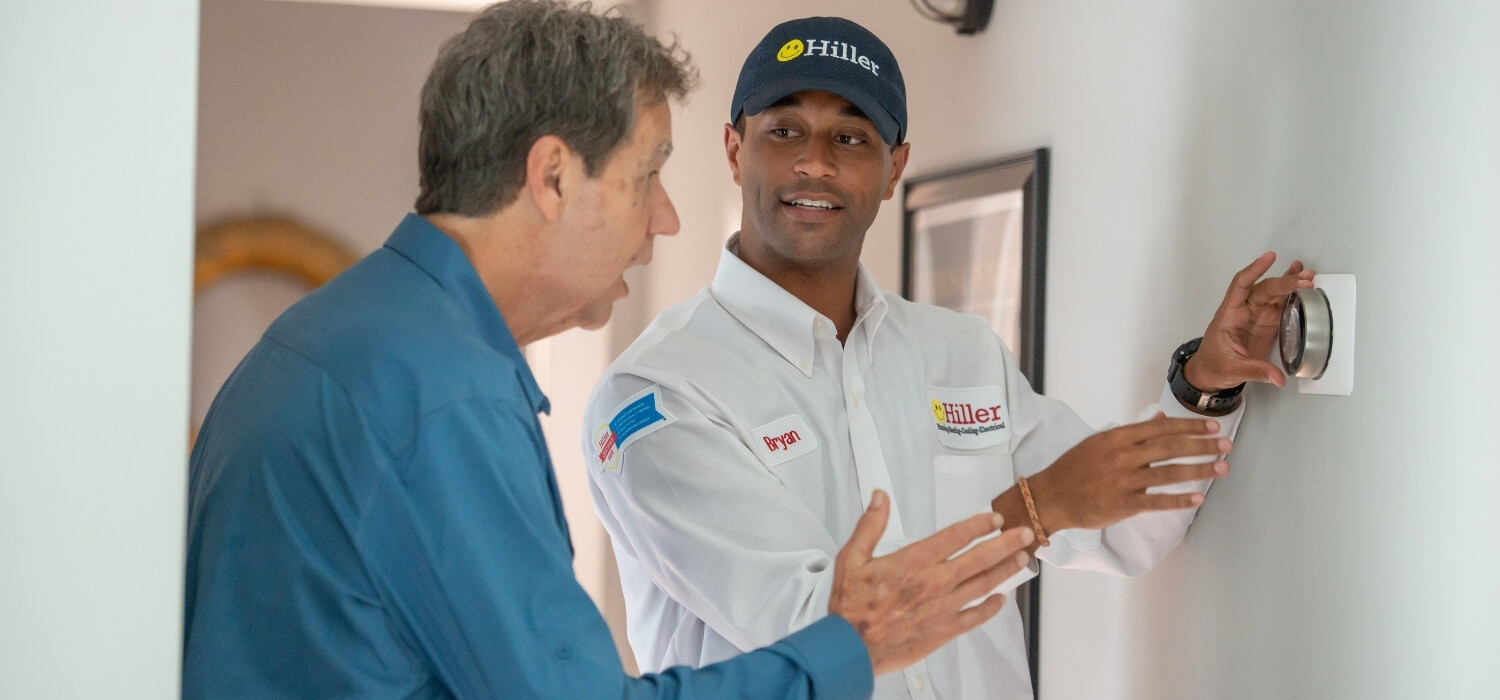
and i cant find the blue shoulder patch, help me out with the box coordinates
[592,386,675,473]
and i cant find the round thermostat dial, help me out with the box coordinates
[1280,288,1333,380]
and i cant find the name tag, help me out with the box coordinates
[593,386,675,474]
[749,414,818,467]
[928,385,1011,449]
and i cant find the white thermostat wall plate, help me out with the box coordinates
[1297,274,1355,396]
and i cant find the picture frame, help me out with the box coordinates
[901,148,1049,695]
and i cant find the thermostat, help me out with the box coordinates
[1280,288,1332,380]
[1279,274,1356,396]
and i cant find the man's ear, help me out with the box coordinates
[882,141,912,201]
[525,135,573,222]
[723,123,743,186]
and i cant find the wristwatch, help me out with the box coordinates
[1167,338,1244,416]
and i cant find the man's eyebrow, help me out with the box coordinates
[840,103,871,120]
[766,94,801,110]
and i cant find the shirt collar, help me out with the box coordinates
[383,213,551,415]
[710,233,889,377]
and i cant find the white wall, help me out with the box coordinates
[1113,3,1500,698]
[0,2,200,697]
[639,0,1500,697]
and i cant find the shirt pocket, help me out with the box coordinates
[933,450,1015,530]
[933,449,1035,598]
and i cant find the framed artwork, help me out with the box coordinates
[901,148,1049,695]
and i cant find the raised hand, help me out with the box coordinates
[828,490,1034,676]
[1186,252,1315,390]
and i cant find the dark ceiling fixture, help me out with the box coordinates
[908,0,994,35]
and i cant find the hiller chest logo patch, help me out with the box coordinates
[928,385,1011,449]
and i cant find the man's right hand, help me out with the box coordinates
[827,490,1034,676]
[1024,414,1230,533]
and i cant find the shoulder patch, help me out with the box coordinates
[593,386,675,473]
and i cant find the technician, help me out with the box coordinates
[582,15,1314,700]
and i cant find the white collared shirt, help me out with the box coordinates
[581,237,1241,699]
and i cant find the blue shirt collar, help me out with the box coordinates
[383,213,551,415]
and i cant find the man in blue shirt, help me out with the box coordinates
[182,2,1033,697]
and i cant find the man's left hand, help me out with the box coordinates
[1185,251,1315,391]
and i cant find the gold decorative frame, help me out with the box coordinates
[194,215,359,293]
[191,215,358,447]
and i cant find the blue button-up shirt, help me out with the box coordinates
[183,214,873,699]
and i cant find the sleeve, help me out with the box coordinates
[583,373,846,655]
[360,398,873,700]
[1000,338,1244,577]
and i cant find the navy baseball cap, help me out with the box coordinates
[730,16,907,145]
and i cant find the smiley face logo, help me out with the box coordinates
[931,400,947,423]
[777,39,805,62]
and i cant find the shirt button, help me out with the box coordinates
[555,646,572,660]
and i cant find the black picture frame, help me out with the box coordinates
[901,148,1049,696]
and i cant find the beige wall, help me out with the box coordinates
[192,0,468,427]
[637,0,1500,698]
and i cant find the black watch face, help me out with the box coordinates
[1280,295,1304,371]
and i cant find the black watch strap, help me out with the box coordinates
[1167,338,1244,416]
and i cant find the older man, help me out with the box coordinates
[583,15,1313,700]
[181,2,1033,698]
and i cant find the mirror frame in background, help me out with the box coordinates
[902,148,1050,698]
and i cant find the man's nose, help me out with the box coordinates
[793,138,836,179]
[648,182,680,238]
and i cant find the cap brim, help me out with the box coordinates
[738,74,902,145]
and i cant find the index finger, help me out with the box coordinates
[1220,251,1277,310]
[1246,274,1311,306]
[893,511,1005,566]
[936,525,1033,587]
[1113,414,1220,445]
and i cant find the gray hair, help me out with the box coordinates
[415,0,695,217]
